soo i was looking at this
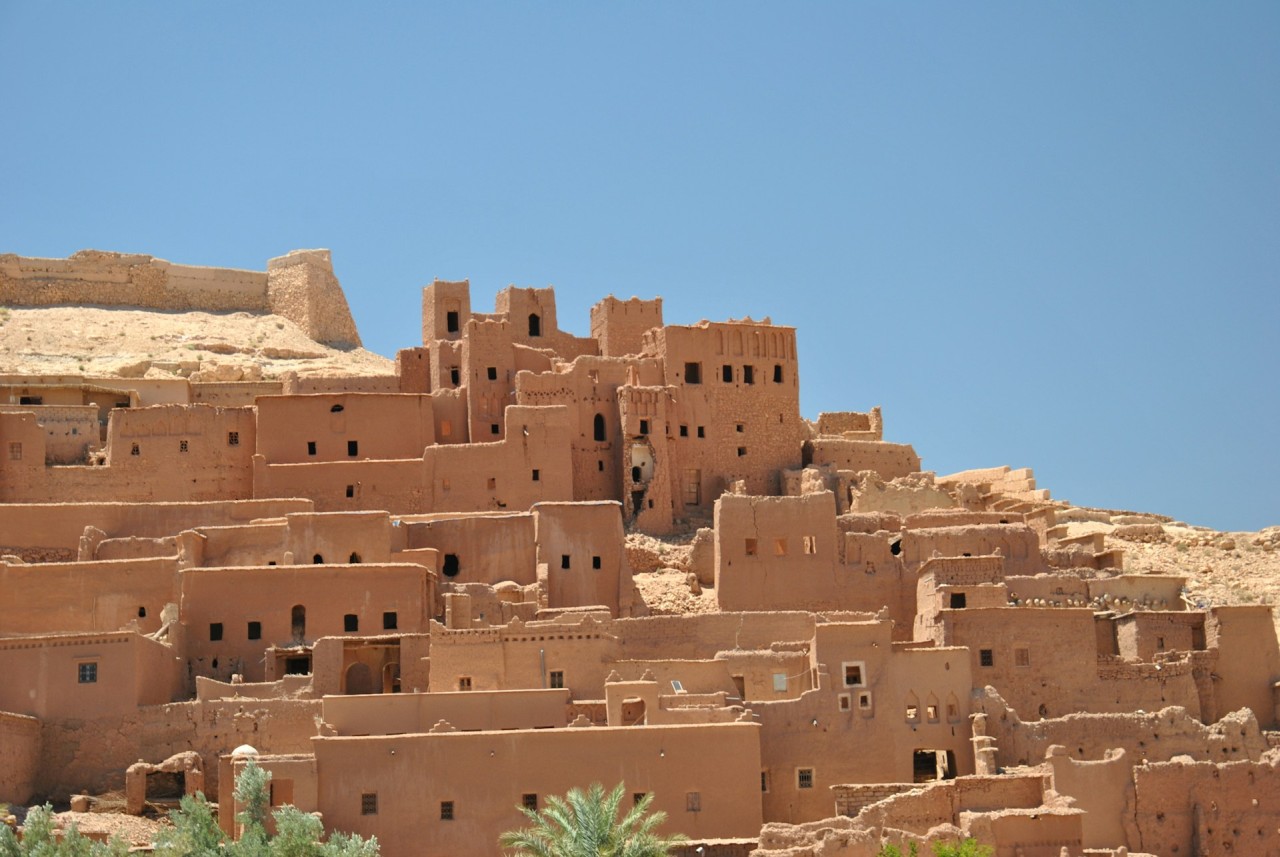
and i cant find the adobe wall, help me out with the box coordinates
[0,711,41,805]
[852,774,1047,836]
[427,617,617,696]
[714,492,842,612]
[0,498,311,560]
[0,556,177,635]
[255,394,438,463]
[534,501,634,616]
[311,722,764,857]
[35,697,321,801]
[902,524,1045,576]
[264,250,361,347]
[805,439,921,481]
[321,688,571,735]
[1044,747,1134,849]
[179,563,431,683]
[1131,755,1280,856]
[402,513,536,586]
[1208,605,1280,728]
[0,404,97,464]
[0,632,182,721]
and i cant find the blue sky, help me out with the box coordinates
[3,3,1277,530]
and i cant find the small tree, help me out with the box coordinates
[0,805,128,857]
[499,782,687,857]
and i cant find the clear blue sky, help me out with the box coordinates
[3,3,1276,531]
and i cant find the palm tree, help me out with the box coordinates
[499,782,687,857]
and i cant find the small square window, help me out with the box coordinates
[797,769,814,789]
[383,611,398,630]
[247,621,261,640]
[523,794,538,811]
[532,469,540,481]
[980,649,994,667]
[743,365,754,384]
[679,425,688,437]
[745,538,758,556]
[361,793,377,816]
[209,622,223,642]
[685,792,701,812]
[639,419,649,435]
[307,441,316,455]
[735,423,744,433]
[772,672,787,693]
[683,362,701,384]
[773,538,787,556]
[491,424,500,435]
[345,485,355,498]
[549,670,564,689]
[344,614,359,632]
[633,792,647,806]
[697,426,705,438]
[179,440,189,453]
[487,366,498,381]
[722,364,733,383]
[8,442,22,461]
[446,311,460,333]
[843,663,864,687]
[950,592,967,609]
[561,555,571,569]
[458,677,472,691]
[859,691,872,710]
[592,555,602,570]
[1015,647,1030,667]
[78,662,98,684]
[130,443,140,456]
[347,440,358,457]
[227,431,239,446]
[737,447,747,457]
[838,694,851,711]
[440,801,454,820]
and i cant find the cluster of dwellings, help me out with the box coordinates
[2,250,1279,857]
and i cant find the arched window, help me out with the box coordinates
[442,554,460,578]
[291,605,306,643]
[313,554,324,564]
[528,313,542,337]
[593,413,606,442]
[349,552,361,563]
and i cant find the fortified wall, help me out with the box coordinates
[0,248,361,347]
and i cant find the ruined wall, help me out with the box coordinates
[590,295,663,358]
[0,404,96,464]
[805,439,920,481]
[264,250,361,347]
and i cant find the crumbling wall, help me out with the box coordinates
[264,250,361,348]
[0,710,41,805]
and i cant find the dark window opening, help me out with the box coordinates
[684,362,701,384]
[307,441,317,456]
[349,552,361,563]
[631,466,641,482]
[345,485,355,498]
[449,367,460,386]
[634,792,647,806]
[347,440,358,457]
[486,366,497,381]
[639,419,649,435]
[889,539,902,556]
[736,423,744,433]
[844,664,863,686]
[597,460,604,471]
[491,424,500,435]
[291,605,306,642]
[950,592,967,609]
[284,656,310,675]
[440,801,454,820]
[19,395,42,405]
[594,413,606,442]
[798,769,814,789]
[592,555,601,570]
[130,443,140,456]
[209,623,223,641]
[383,611,398,630]
[743,365,754,384]
[330,404,344,413]
[686,792,701,812]
[522,794,538,811]
[979,649,994,667]
[313,554,324,564]
[227,431,239,446]
[737,447,746,457]
[722,364,733,383]
[179,440,188,453]
[78,662,98,684]
[549,670,564,689]
[528,314,541,337]
[361,793,378,816]
[679,425,688,437]
[443,554,460,577]
[532,469,540,481]
[561,554,571,569]
[344,614,359,632]
[137,606,147,618]
[697,426,705,438]
[446,311,459,333]
[247,621,261,640]
[773,364,783,383]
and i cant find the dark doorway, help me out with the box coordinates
[528,314,541,337]
[291,605,306,643]
[594,413,606,442]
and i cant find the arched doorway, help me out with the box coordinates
[344,662,375,695]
